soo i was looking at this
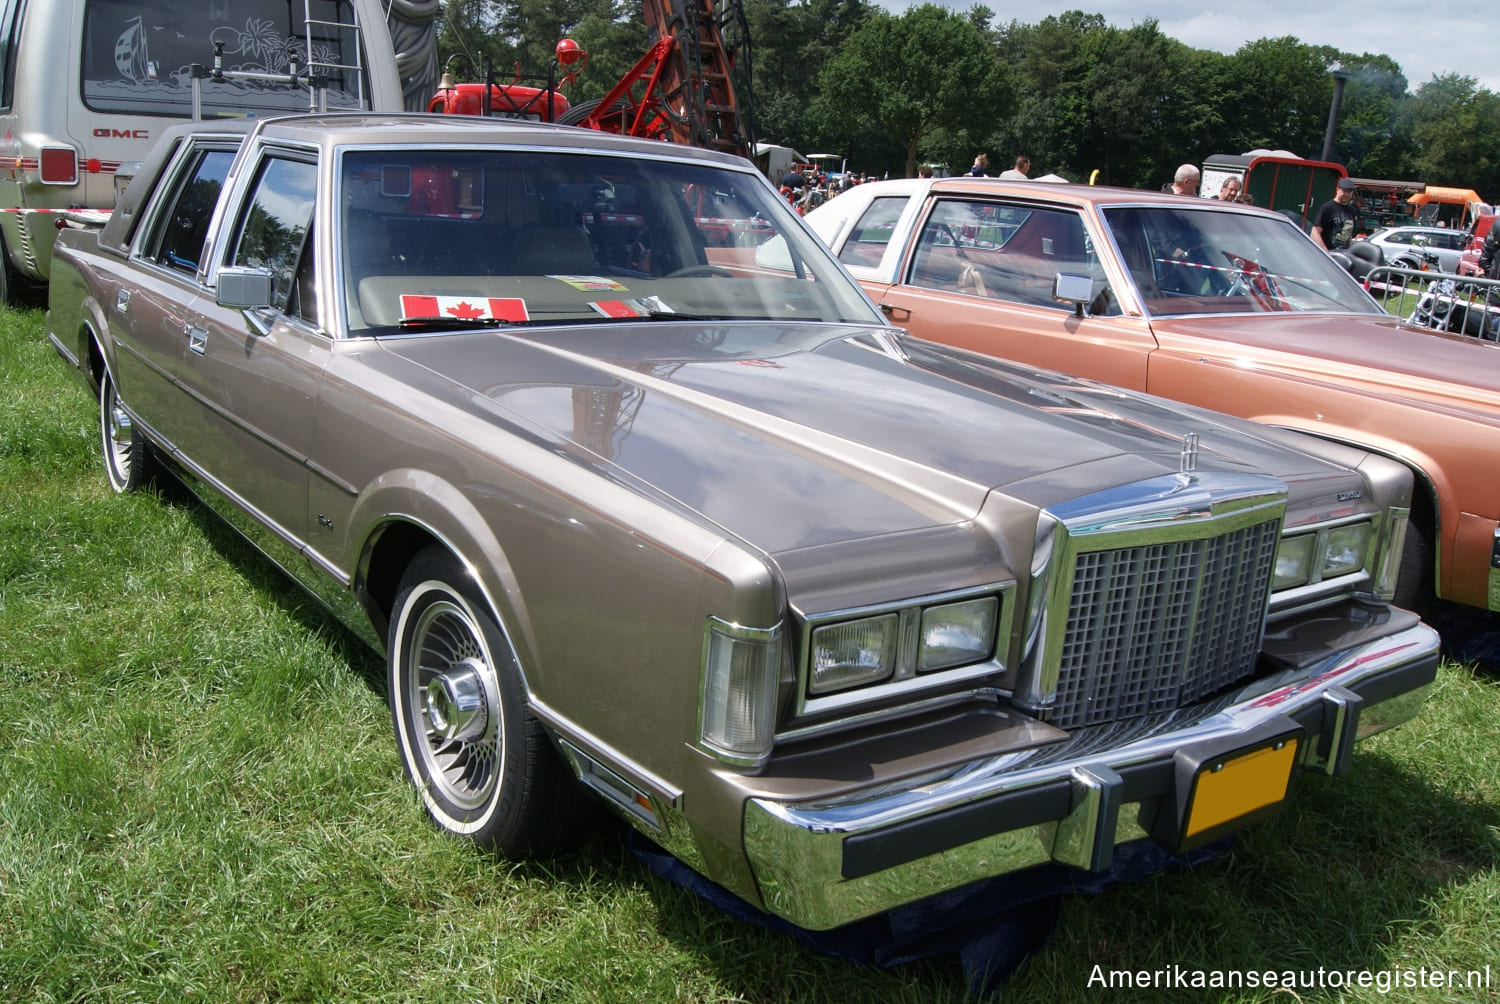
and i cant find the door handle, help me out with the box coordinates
[186,325,207,355]
[880,303,910,322]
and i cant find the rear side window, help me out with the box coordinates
[81,0,370,117]
[142,147,235,275]
[837,195,907,268]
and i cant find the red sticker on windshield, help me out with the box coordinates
[400,294,529,322]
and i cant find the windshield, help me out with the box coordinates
[82,0,371,117]
[1102,205,1385,317]
[338,148,881,334]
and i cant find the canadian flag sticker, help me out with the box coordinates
[399,294,530,322]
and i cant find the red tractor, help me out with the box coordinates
[430,0,754,162]
[427,39,584,122]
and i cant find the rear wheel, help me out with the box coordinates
[99,366,155,493]
[388,547,580,854]
[0,230,33,307]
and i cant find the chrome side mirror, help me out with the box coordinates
[1053,272,1095,317]
[217,266,274,310]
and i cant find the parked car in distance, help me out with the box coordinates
[1361,225,1468,272]
[808,177,1500,616]
[46,115,1439,932]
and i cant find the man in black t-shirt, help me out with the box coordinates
[1312,178,1359,250]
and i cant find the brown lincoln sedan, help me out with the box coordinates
[808,178,1500,615]
[45,115,1438,932]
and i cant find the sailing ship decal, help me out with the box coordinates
[112,16,155,81]
[109,15,344,88]
[89,6,361,113]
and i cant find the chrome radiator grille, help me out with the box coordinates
[1051,518,1279,730]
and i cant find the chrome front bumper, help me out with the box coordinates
[742,619,1439,930]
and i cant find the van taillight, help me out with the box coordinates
[40,147,78,184]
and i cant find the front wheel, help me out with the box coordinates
[388,547,579,854]
[99,366,155,493]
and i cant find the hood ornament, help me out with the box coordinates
[1180,432,1200,475]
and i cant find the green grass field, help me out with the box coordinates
[2,304,1497,1002]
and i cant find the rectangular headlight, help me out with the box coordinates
[1273,534,1314,590]
[810,614,898,695]
[1322,523,1372,578]
[918,597,998,672]
[700,620,781,764]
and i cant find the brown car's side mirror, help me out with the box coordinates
[217,266,275,310]
[1053,271,1094,317]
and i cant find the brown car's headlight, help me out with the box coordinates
[808,596,1000,698]
[918,597,1000,672]
[1273,534,1316,590]
[810,614,898,694]
[1273,520,1372,590]
[1321,523,1372,578]
[699,619,781,766]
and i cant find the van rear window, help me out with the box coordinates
[82,0,369,117]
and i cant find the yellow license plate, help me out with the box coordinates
[1185,737,1299,839]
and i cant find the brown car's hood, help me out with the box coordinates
[374,323,1349,554]
[1149,311,1500,412]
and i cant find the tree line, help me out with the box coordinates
[436,0,1500,196]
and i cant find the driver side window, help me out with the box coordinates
[910,200,1120,315]
[231,155,318,313]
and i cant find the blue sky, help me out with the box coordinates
[880,1,1497,95]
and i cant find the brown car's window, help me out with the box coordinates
[910,200,1119,315]
[838,196,907,268]
[1104,205,1383,316]
[231,156,318,313]
[336,148,880,333]
[143,148,235,276]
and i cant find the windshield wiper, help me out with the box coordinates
[638,310,778,322]
[397,315,517,331]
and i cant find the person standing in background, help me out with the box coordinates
[1166,164,1201,196]
[1312,178,1360,250]
[998,155,1030,180]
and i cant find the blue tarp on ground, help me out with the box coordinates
[632,831,1230,997]
[1429,603,1500,670]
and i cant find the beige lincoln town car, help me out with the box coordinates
[46,115,1438,931]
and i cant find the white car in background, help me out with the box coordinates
[1362,225,1469,272]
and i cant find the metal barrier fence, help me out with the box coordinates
[1363,265,1500,341]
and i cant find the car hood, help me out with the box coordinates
[374,323,1347,554]
[1149,311,1500,411]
